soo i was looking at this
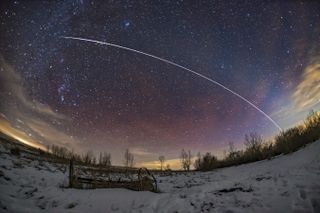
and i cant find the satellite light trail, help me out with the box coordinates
[62,36,282,131]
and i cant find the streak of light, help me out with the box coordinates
[62,36,282,131]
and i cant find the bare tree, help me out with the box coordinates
[99,152,103,165]
[180,149,187,170]
[194,152,201,170]
[244,132,263,152]
[187,150,192,171]
[159,155,165,170]
[244,132,263,161]
[50,145,71,159]
[92,156,97,165]
[228,141,236,153]
[227,141,238,161]
[180,149,192,171]
[166,164,171,171]
[98,152,112,167]
[82,150,94,165]
[124,149,134,168]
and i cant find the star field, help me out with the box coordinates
[1,0,320,166]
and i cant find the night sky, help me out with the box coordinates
[1,0,320,168]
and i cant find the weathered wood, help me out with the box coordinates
[138,167,157,191]
[69,162,157,192]
[75,176,155,191]
[69,159,74,188]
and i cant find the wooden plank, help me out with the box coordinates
[69,159,74,188]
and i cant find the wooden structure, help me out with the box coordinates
[68,160,157,192]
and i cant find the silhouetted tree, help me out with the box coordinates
[193,112,320,171]
[159,155,165,171]
[180,149,192,171]
[98,152,112,167]
[124,149,134,167]
[227,141,239,162]
[244,132,263,151]
[244,132,263,161]
[166,164,171,171]
[82,150,94,165]
[194,152,201,170]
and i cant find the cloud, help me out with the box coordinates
[293,61,320,111]
[0,113,7,119]
[0,56,66,120]
[130,147,154,156]
[0,56,79,151]
[25,118,81,151]
[270,53,320,131]
[136,158,183,170]
[137,156,200,170]
[0,116,46,150]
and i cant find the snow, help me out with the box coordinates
[1,140,320,212]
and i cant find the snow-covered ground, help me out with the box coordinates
[1,140,320,213]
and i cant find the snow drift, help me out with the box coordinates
[0,139,320,212]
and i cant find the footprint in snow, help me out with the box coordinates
[299,189,306,200]
[311,198,320,212]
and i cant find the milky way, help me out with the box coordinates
[1,0,320,168]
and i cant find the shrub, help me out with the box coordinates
[243,132,263,162]
[303,111,320,142]
[274,127,304,154]
[195,152,218,171]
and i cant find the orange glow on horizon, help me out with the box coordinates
[0,117,46,150]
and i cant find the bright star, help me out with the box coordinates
[124,21,130,28]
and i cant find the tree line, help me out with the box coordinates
[45,110,320,171]
[47,145,112,167]
[192,110,320,171]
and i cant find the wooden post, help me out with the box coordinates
[69,158,74,188]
